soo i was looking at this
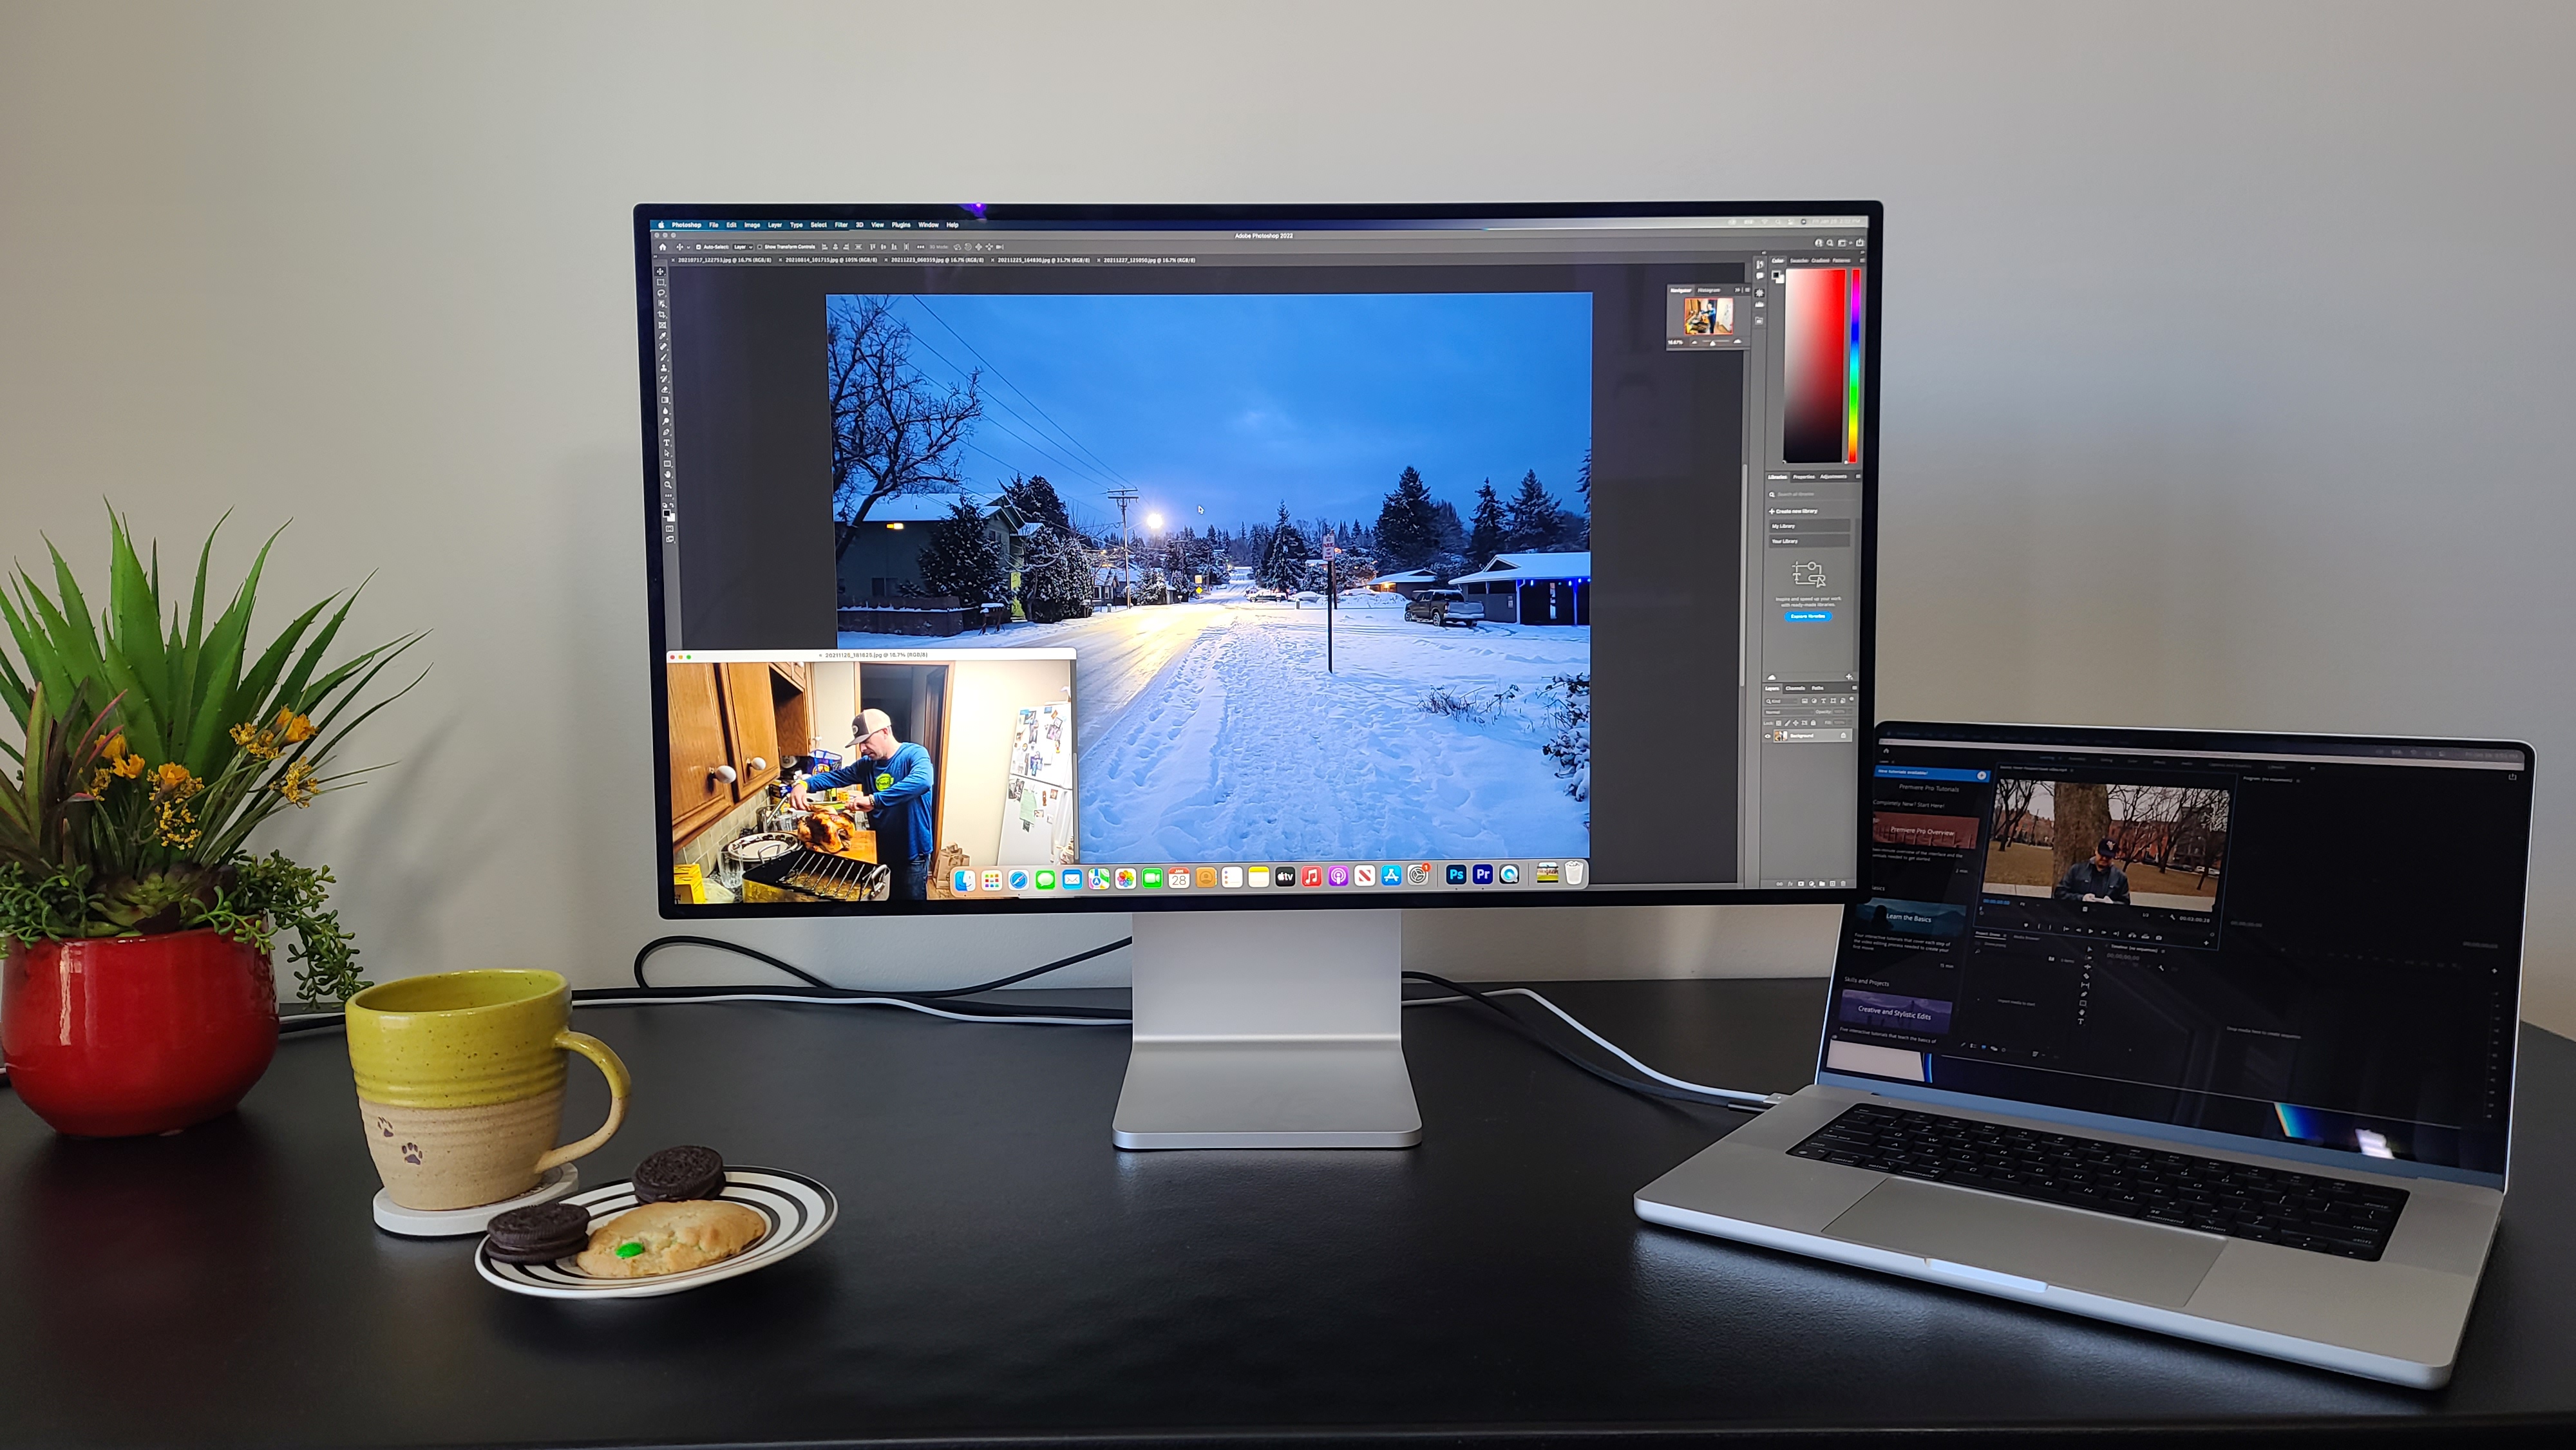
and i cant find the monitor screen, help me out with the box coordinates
[1826,724,2533,1178]
[639,203,1879,912]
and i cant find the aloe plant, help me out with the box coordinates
[0,509,424,1002]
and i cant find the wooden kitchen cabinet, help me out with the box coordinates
[771,662,814,766]
[666,661,809,843]
[721,662,781,798]
[667,664,737,842]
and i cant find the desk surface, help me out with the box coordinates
[3,978,2572,1447]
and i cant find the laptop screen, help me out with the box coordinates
[1823,724,2532,1177]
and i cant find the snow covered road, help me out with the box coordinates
[844,595,1593,863]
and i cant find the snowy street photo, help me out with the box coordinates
[823,289,1595,863]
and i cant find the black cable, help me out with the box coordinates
[262,942,1760,1111]
[630,932,1130,997]
[1401,970,1752,1109]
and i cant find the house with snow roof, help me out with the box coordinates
[1448,551,1591,625]
[835,489,1031,607]
[1368,568,1443,599]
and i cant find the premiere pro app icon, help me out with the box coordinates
[1471,863,1495,885]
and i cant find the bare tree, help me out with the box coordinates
[2052,782,2112,885]
[824,296,983,562]
[1990,777,2038,851]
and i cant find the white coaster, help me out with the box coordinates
[372,1163,580,1237]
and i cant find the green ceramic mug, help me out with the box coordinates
[345,970,630,1211]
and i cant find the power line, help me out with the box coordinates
[894,325,1126,493]
[903,296,1141,492]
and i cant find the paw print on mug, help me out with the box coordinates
[376,1116,394,1138]
[401,1142,423,1165]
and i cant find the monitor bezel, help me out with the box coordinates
[635,200,1883,918]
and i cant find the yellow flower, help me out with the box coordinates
[277,709,316,744]
[275,758,320,807]
[91,766,114,794]
[154,796,201,849]
[109,749,148,779]
[230,719,281,760]
[102,733,127,760]
[153,761,201,799]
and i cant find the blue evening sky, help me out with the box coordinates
[836,292,1591,534]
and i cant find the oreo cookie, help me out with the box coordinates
[632,1145,726,1203]
[484,1201,591,1264]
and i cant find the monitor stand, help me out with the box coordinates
[1111,908,1422,1149]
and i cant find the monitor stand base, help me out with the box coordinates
[1111,908,1422,1150]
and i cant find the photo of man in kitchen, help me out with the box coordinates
[665,650,1075,906]
[792,708,933,900]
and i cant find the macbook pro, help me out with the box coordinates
[1636,722,2533,1387]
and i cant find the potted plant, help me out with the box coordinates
[1,511,421,1136]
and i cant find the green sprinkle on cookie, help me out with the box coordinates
[617,1242,645,1258]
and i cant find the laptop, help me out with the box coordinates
[1636,722,2533,1388]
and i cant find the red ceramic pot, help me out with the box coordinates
[3,928,278,1136]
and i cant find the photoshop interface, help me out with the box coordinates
[1828,737,2528,1174]
[646,210,1871,904]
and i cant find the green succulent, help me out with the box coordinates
[0,509,423,1003]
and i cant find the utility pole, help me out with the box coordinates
[1322,529,1336,673]
[1104,487,1138,610]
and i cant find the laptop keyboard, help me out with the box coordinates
[1789,1102,2409,1261]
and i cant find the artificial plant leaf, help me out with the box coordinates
[274,577,365,712]
[106,510,173,711]
[179,527,278,769]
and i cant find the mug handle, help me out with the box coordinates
[534,1030,632,1174]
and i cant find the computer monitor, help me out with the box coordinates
[636,202,1882,1145]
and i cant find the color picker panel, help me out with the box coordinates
[1783,267,1863,464]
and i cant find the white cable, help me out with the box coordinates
[1403,988,1784,1106]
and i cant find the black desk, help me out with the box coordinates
[3,979,2572,1447]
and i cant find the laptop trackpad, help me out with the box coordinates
[1824,1178,2224,1308]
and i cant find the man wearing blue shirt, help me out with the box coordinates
[790,708,936,901]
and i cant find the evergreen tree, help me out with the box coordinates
[918,498,1010,605]
[1018,527,1095,623]
[1258,504,1311,591]
[1001,473,1075,539]
[1466,480,1508,567]
[1374,465,1443,568]
[1504,469,1570,553]
[1431,499,1467,558]
[1573,447,1593,547]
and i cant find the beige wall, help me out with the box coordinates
[1,3,2568,1027]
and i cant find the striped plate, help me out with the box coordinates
[475,1167,837,1299]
